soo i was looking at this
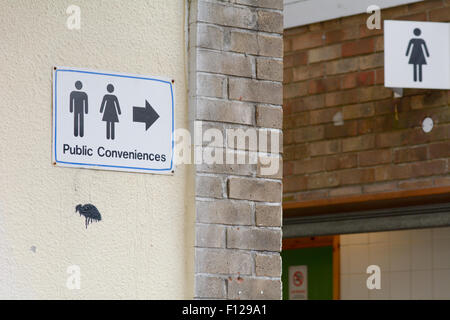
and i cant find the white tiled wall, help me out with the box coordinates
[340,227,450,300]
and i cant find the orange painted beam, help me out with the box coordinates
[283,186,450,218]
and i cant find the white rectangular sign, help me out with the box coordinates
[52,67,174,174]
[289,265,308,300]
[385,20,450,90]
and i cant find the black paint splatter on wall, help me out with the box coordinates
[75,204,102,228]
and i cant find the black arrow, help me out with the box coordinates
[133,100,160,131]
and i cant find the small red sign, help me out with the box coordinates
[293,271,304,287]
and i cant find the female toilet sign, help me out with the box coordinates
[405,28,430,83]
[384,20,450,90]
[52,67,175,174]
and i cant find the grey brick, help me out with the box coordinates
[195,275,226,299]
[194,121,225,147]
[198,49,253,77]
[229,31,283,58]
[255,204,282,227]
[196,98,255,125]
[229,30,258,54]
[227,227,282,251]
[225,126,281,153]
[196,175,224,198]
[195,248,253,275]
[197,1,257,30]
[257,155,282,179]
[258,34,283,58]
[196,224,226,248]
[255,253,281,277]
[196,200,253,225]
[198,157,256,176]
[257,10,283,33]
[225,126,260,152]
[229,78,282,105]
[256,58,283,81]
[258,128,283,153]
[197,73,227,98]
[228,177,282,202]
[228,278,282,299]
[231,0,283,10]
[256,105,283,128]
[197,23,224,50]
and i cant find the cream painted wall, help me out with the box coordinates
[0,0,194,299]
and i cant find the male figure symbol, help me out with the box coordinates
[70,81,89,137]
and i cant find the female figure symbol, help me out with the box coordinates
[406,28,430,82]
[100,84,121,140]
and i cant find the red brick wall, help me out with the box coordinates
[283,0,450,203]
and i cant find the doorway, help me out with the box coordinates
[282,236,340,300]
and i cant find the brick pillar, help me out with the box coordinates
[188,0,284,299]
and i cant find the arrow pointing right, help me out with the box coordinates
[133,100,160,131]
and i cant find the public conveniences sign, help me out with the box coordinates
[52,67,174,174]
[385,20,450,90]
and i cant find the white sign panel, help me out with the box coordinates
[52,67,174,174]
[289,265,308,300]
[385,20,450,90]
